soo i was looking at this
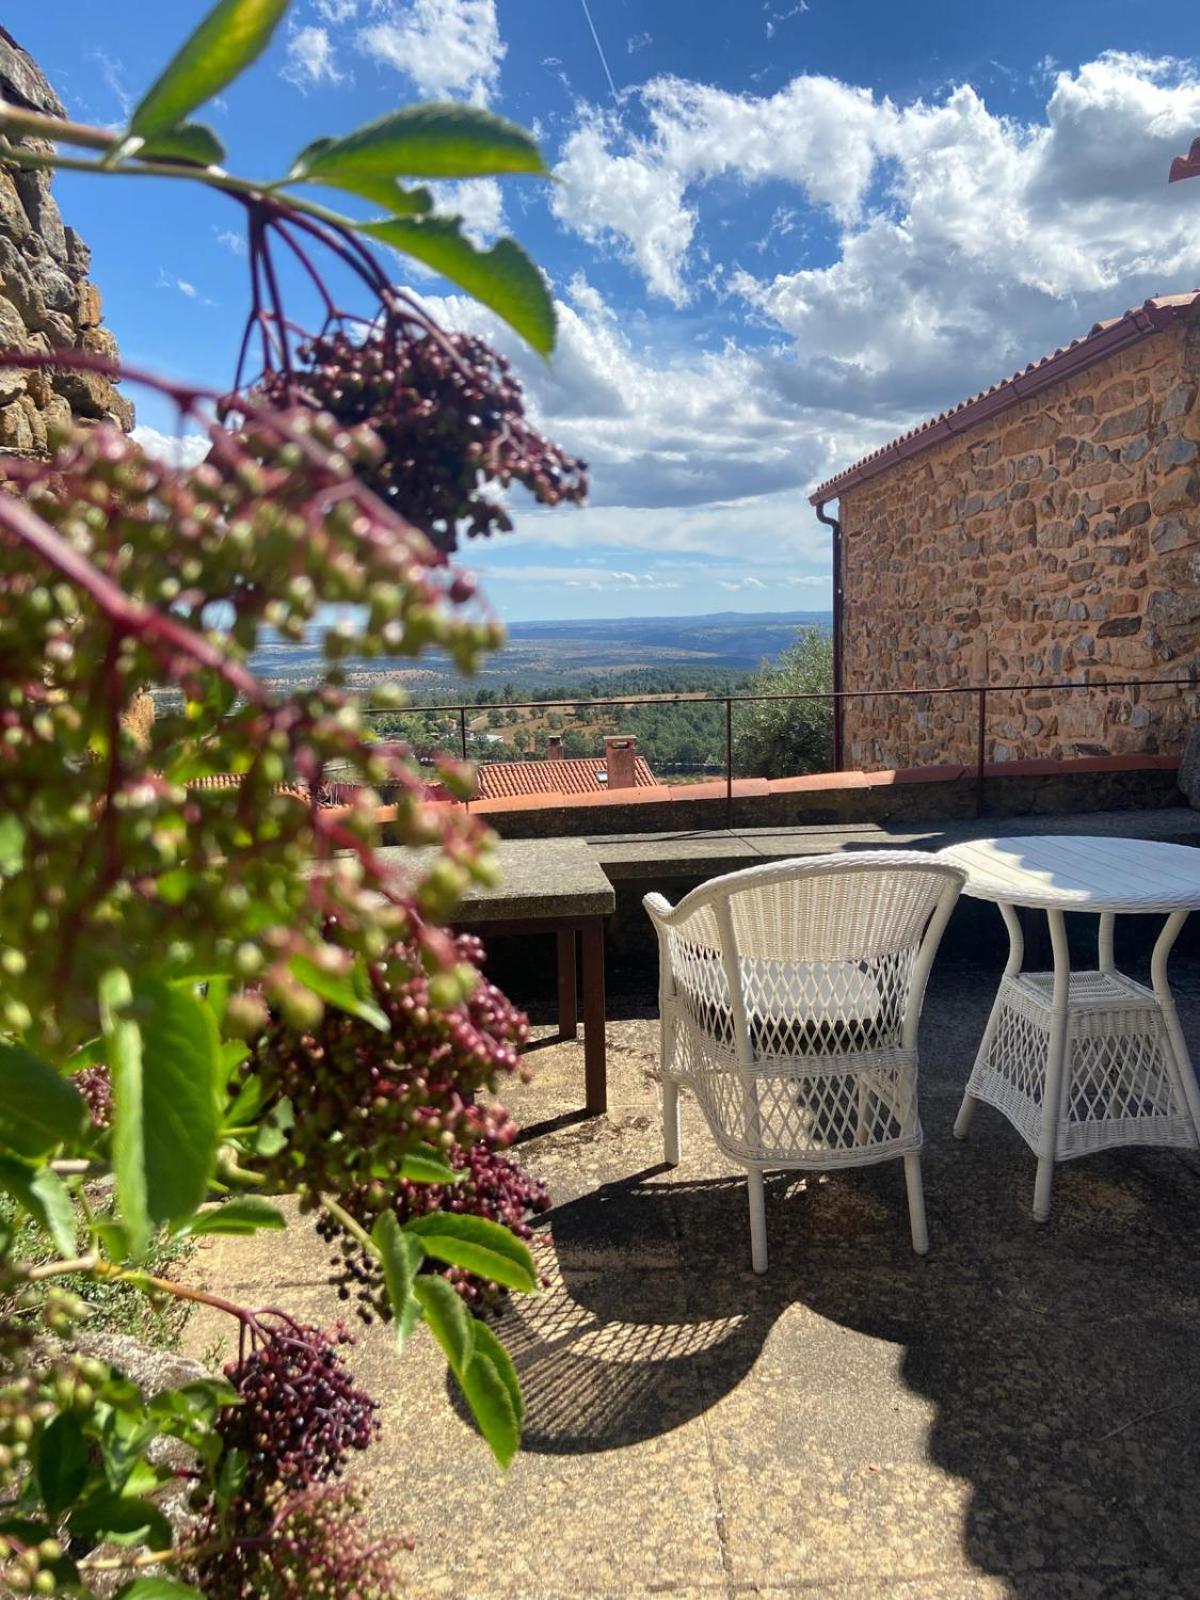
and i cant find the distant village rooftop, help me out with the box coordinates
[475,735,657,801]
[810,291,1200,504]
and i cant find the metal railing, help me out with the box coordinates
[361,672,1199,826]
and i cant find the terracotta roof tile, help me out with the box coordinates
[475,755,658,801]
[809,291,1200,504]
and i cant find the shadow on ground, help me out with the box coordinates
[483,964,1200,1596]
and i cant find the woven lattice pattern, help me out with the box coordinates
[650,854,962,1170]
[967,971,1200,1159]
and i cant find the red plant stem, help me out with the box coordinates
[273,217,340,321]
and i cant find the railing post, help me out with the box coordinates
[459,705,468,762]
[975,686,987,818]
[725,696,733,830]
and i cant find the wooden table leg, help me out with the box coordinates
[556,927,578,1041]
[581,918,607,1114]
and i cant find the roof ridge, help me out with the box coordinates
[809,291,1200,505]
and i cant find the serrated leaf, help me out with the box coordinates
[102,972,222,1252]
[398,1148,462,1184]
[405,1213,539,1291]
[0,1039,89,1158]
[413,1275,521,1467]
[140,121,226,166]
[0,1154,78,1257]
[372,1212,423,1352]
[182,1198,286,1237]
[290,954,389,1031]
[359,216,555,356]
[129,0,289,139]
[292,102,546,183]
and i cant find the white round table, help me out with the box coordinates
[937,836,1200,1220]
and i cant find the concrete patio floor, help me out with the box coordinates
[182,965,1200,1599]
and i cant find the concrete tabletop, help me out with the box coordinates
[375,836,615,923]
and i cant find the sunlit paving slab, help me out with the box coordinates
[181,971,1200,1598]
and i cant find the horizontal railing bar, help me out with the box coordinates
[360,673,1198,718]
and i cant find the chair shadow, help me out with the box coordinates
[455,1137,1200,1592]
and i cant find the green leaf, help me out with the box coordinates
[140,121,226,166]
[371,1212,423,1352]
[405,1213,539,1292]
[115,1580,205,1600]
[0,814,24,874]
[0,1040,89,1158]
[37,1413,89,1517]
[470,1316,524,1438]
[182,1197,286,1237]
[134,980,222,1226]
[0,1155,77,1257]
[287,141,431,215]
[129,0,289,139]
[292,102,547,183]
[223,1070,266,1129]
[398,1148,463,1184]
[101,967,149,1258]
[101,971,222,1250]
[359,216,555,356]
[254,1095,292,1158]
[289,954,389,1031]
[69,1492,173,1549]
[413,1275,521,1467]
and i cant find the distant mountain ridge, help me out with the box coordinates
[252,610,832,697]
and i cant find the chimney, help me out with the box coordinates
[546,735,564,761]
[604,735,638,791]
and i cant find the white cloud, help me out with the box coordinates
[628,32,653,55]
[315,0,360,19]
[92,49,131,119]
[132,426,211,469]
[432,177,504,243]
[213,227,246,257]
[282,24,344,88]
[358,0,504,104]
[551,52,1200,422]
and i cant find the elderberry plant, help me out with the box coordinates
[0,1,580,1594]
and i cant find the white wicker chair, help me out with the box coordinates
[644,853,964,1273]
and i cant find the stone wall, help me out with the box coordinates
[838,306,1200,769]
[0,27,131,454]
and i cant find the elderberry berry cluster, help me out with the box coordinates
[252,932,529,1197]
[322,1140,551,1318]
[0,403,500,1048]
[216,1320,379,1504]
[259,323,588,553]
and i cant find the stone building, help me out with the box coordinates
[0,27,131,455]
[810,293,1200,771]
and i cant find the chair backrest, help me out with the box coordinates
[646,852,964,1063]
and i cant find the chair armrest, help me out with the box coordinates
[643,891,674,924]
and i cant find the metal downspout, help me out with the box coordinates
[815,499,844,771]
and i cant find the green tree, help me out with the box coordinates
[733,627,834,780]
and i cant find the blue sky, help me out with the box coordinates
[22,0,1200,621]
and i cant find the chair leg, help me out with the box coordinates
[662,1077,681,1166]
[904,1153,929,1256]
[953,1093,977,1141]
[747,1168,768,1274]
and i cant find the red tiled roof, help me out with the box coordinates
[809,292,1200,505]
[475,754,658,801]
[1170,137,1200,182]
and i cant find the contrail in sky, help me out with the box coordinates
[578,0,619,104]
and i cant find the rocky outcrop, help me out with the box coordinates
[0,26,132,455]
